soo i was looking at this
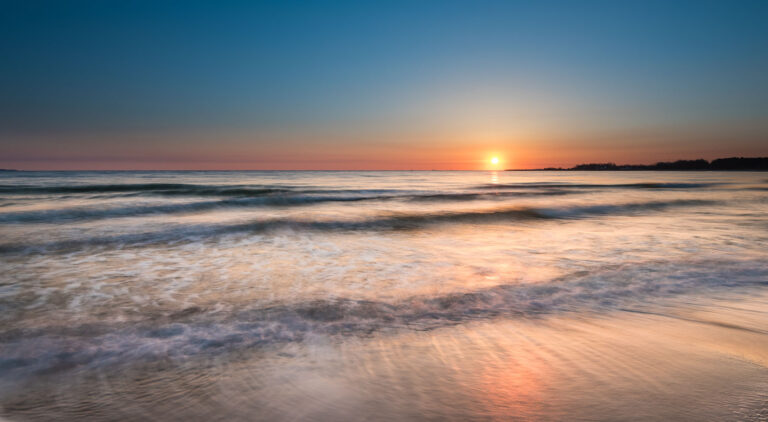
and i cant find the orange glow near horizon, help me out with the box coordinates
[4,129,766,171]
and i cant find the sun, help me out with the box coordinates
[491,156,499,165]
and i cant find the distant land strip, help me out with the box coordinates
[511,157,768,171]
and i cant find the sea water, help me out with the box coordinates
[1,171,767,421]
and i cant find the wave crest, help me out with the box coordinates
[0,199,719,254]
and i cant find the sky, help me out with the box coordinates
[1,0,767,170]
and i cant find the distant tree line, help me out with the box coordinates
[558,157,768,171]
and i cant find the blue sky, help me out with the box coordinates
[1,0,767,169]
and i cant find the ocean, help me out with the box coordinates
[1,170,767,421]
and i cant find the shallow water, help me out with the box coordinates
[1,170,767,421]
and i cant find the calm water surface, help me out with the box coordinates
[1,171,767,421]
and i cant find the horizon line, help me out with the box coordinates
[4,156,767,172]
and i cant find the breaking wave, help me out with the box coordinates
[0,258,764,377]
[0,199,718,254]
[0,190,585,224]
